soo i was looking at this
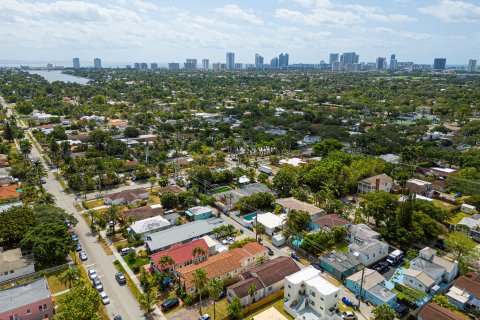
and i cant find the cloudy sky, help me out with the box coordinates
[0,0,479,65]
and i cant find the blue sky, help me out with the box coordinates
[0,0,479,65]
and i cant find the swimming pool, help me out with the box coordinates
[242,212,257,221]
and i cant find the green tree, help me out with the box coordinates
[432,295,457,311]
[445,232,479,272]
[208,278,224,320]
[158,254,176,272]
[192,246,207,263]
[254,223,266,241]
[273,166,299,197]
[139,290,156,315]
[313,139,343,157]
[148,176,157,192]
[55,283,101,320]
[227,297,244,320]
[360,191,398,227]
[0,206,37,245]
[59,266,79,288]
[124,126,140,138]
[19,139,32,160]
[106,205,120,233]
[161,191,179,209]
[372,304,395,320]
[284,210,311,234]
[192,268,208,315]
[20,222,75,266]
[248,283,257,303]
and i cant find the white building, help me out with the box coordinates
[128,216,171,239]
[254,212,286,236]
[0,248,35,282]
[357,173,393,194]
[284,266,340,320]
[348,239,389,266]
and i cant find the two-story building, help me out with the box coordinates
[0,248,35,282]
[346,268,397,308]
[347,239,389,266]
[275,198,324,219]
[284,266,340,320]
[446,272,480,311]
[357,174,393,194]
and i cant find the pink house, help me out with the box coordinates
[0,277,54,320]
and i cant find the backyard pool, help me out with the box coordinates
[242,212,257,221]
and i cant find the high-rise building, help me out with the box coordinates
[234,63,243,70]
[72,58,80,69]
[332,61,343,71]
[433,58,446,70]
[329,53,339,65]
[389,54,397,70]
[340,52,359,66]
[271,57,279,67]
[150,63,158,70]
[467,59,477,72]
[168,63,180,70]
[376,57,386,70]
[279,53,289,67]
[184,59,197,70]
[202,59,209,70]
[94,58,102,69]
[255,54,264,67]
[226,52,235,70]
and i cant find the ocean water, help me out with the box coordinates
[27,70,90,85]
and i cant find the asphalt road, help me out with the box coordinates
[4,103,148,320]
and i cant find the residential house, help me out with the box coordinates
[0,185,20,202]
[457,215,480,241]
[276,198,325,219]
[418,302,466,320]
[214,183,275,211]
[177,252,242,294]
[311,214,350,232]
[0,248,35,282]
[120,204,164,222]
[229,242,269,268]
[128,216,171,239]
[446,272,480,311]
[284,266,340,320]
[227,257,300,306]
[185,206,213,221]
[357,173,393,194]
[346,268,397,308]
[0,201,22,213]
[104,187,149,205]
[346,224,380,244]
[347,239,389,266]
[406,179,432,196]
[297,135,322,147]
[0,278,54,320]
[254,212,286,236]
[319,251,361,280]
[0,155,10,168]
[145,218,227,253]
[279,158,307,167]
[157,185,184,195]
[149,238,211,273]
[403,247,458,293]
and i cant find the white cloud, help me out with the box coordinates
[373,27,433,40]
[418,0,480,23]
[214,4,263,25]
[346,4,416,22]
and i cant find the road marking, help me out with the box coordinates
[85,263,96,267]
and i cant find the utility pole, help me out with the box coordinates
[357,266,365,311]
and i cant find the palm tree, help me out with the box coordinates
[192,247,207,264]
[227,297,243,320]
[19,139,32,161]
[148,177,157,192]
[208,278,223,320]
[34,189,56,205]
[59,266,79,288]
[192,268,208,315]
[139,290,156,316]
[158,255,176,274]
[283,209,311,234]
[49,138,60,169]
[254,223,265,241]
[106,205,120,233]
[32,160,47,191]
[87,210,95,230]
[248,283,257,304]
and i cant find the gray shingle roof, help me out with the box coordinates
[0,248,34,273]
[0,278,50,313]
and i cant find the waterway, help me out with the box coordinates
[27,70,90,85]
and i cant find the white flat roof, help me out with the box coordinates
[432,167,456,173]
[286,265,321,285]
[256,212,285,229]
[306,275,340,296]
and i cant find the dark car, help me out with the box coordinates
[266,246,274,256]
[161,298,179,311]
[115,272,126,285]
[310,263,322,270]
[75,243,82,252]
[374,261,390,272]
[113,316,122,320]
[396,304,408,318]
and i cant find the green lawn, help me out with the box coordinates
[124,255,150,273]
[245,297,294,320]
[45,269,69,294]
[84,199,105,209]
[210,186,231,194]
[332,241,349,253]
[203,299,229,320]
[447,212,470,225]
[432,199,456,211]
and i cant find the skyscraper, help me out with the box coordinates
[184,59,197,70]
[376,57,386,70]
[271,57,279,67]
[226,52,235,70]
[468,59,477,72]
[389,54,397,70]
[93,58,102,69]
[433,58,446,70]
[340,52,359,66]
[72,58,80,69]
[150,63,158,70]
[168,63,180,70]
[202,59,209,70]
[329,53,339,64]
[255,54,264,67]
[279,53,289,67]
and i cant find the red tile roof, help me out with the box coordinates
[418,303,466,320]
[149,239,209,270]
[0,185,20,200]
[312,214,350,229]
[453,272,480,299]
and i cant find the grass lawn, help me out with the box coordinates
[149,195,161,204]
[210,186,231,194]
[447,212,470,225]
[204,299,229,320]
[332,241,349,253]
[124,255,150,273]
[432,199,456,211]
[45,270,69,294]
[84,199,105,209]
[244,297,294,320]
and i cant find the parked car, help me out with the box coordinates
[40,178,47,184]
[310,263,321,270]
[198,315,211,320]
[374,261,390,272]
[87,268,97,280]
[75,243,82,252]
[92,277,103,291]
[79,251,88,261]
[342,311,357,320]
[266,246,274,256]
[161,298,179,311]
[120,247,135,256]
[113,316,122,320]
[70,232,78,241]
[396,304,408,318]
[115,272,126,285]
[99,292,110,305]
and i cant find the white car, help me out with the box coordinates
[87,268,97,280]
[99,292,110,305]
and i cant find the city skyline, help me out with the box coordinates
[0,0,479,64]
